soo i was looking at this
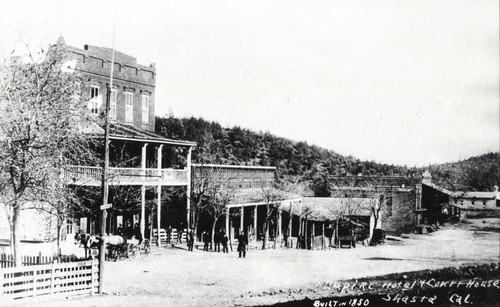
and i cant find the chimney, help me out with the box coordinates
[422,170,432,184]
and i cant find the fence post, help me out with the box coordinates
[32,265,37,298]
[90,257,95,295]
[50,261,55,299]
[0,266,3,296]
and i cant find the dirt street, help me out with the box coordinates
[9,218,500,307]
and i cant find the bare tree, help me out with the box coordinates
[0,39,95,265]
[278,175,311,248]
[329,178,387,246]
[190,164,220,236]
[259,182,287,249]
[205,177,236,249]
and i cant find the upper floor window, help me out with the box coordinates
[109,89,117,120]
[125,92,133,123]
[141,94,150,124]
[90,85,100,115]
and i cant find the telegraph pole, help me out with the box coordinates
[99,1,117,294]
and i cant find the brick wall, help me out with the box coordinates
[381,189,416,235]
[66,43,156,132]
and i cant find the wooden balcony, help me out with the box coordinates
[64,166,189,186]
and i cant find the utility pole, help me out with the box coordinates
[99,87,111,294]
[99,1,117,294]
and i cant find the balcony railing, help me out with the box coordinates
[64,166,188,186]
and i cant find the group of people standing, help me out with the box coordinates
[115,222,142,244]
[199,230,248,258]
[201,229,229,253]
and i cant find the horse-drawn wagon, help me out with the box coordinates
[74,233,150,261]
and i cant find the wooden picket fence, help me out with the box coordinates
[0,258,99,301]
[153,228,187,245]
[1,253,84,269]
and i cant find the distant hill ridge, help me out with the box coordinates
[155,115,499,192]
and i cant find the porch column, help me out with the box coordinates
[141,185,146,238]
[157,145,163,246]
[322,223,325,250]
[253,206,258,238]
[140,143,148,239]
[186,147,193,229]
[312,222,315,249]
[240,206,244,234]
[157,185,161,246]
[278,207,282,244]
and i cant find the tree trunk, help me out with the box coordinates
[287,215,293,248]
[56,217,63,257]
[370,217,379,246]
[211,215,219,250]
[150,212,153,240]
[193,203,201,237]
[335,221,338,248]
[262,221,268,249]
[273,222,277,249]
[12,206,21,266]
[305,218,308,250]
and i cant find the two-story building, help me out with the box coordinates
[61,38,196,241]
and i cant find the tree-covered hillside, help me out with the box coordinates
[429,152,499,192]
[155,114,499,191]
[156,114,414,176]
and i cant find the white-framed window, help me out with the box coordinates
[109,89,117,120]
[90,85,100,115]
[141,94,150,124]
[125,92,134,123]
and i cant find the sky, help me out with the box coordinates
[1,0,498,167]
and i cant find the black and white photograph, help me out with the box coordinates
[0,1,499,306]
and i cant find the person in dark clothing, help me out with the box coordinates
[202,231,210,251]
[187,228,195,252]
[134,223,143,244]
[177,226,183,243]
[167,225,172,244]
[237,232,248,258]
[214,229,222,252]
[221,232,229,253]
[115,224,124,236]
[125,221,133,239]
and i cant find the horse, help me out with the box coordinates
[99,235,126,245]
[74,232,93,258]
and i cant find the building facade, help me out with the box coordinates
[60,38,196,242]
[65,39,156,131]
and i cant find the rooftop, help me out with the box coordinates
[82,121,196,147]
[302,197,376,221]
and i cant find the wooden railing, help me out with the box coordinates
[192,164,275,188]
[0,258,99,301]
[63,165,188,186]
[1,253,85,269]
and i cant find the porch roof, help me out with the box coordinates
[227,188,302,208]
[302,197,374,221]
[82,121,196,147]
[423,182,498,200]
